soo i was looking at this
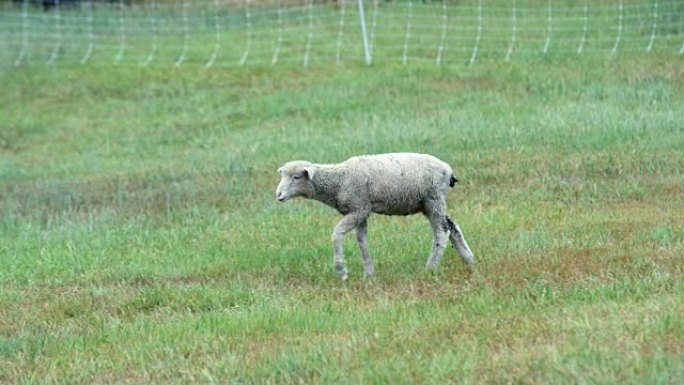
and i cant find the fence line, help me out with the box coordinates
[174,0,189,66]
[611,0,623,55]
[239,0,251,65]
[357,0,371,65]
[435,0,447,66]
[205,0,220,67]
[646,0,658,53]
[335,0,346,65]
[1,0,682,68]
[46,0,61,65]
[271,0,283,65]
[303,0,313,67]
[13,0,28,66]
[504,0,516,62]
[401,0,412,65]
[80,0,94,64]
[542,0,552,54]
[577,0,588,54]
[369,0,378,55]
[143,0,157,65]
[468,0,482,65]
[114,0,125,63]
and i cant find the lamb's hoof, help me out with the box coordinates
[464,262,476,274]
[335,265,348,280]
[363,271,374,280]
[424,264,441,277]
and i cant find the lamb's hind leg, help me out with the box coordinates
[355,219,374,278]
[424,199,449,269]
[332,212,369,280]
[445,216,476,269]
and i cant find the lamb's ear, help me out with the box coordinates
[303,166,316,180]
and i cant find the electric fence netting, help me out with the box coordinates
[1,0,682,67]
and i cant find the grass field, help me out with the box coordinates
[2,20,684,384]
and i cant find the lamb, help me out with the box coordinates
[275,153,475,279]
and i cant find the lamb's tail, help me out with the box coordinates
[449,174,458,188]
[445,216,476,269]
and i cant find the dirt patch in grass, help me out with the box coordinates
[486,247,612,290]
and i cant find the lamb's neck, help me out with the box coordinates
[311,165,344,209]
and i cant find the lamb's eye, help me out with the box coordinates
[293,175,301,180]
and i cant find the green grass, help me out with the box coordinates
[2,18,684,384]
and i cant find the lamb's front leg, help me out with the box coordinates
[332,212,369,280]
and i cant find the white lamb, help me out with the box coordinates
[275,153,475,279]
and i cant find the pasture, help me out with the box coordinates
[1,1,684,383]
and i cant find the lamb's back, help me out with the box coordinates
[341,153,452,215]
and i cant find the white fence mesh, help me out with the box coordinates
[1,0,683,67]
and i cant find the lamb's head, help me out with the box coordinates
[275,161,316,202]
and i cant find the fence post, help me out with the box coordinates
[357,0,372,65]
